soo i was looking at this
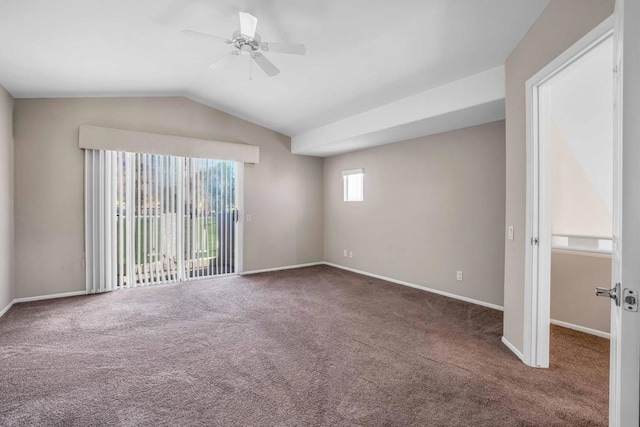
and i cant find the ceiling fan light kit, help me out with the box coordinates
[183,11,306,79]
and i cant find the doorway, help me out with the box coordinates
[524,3,640,424]
[547,34,614,345]
[522,16,614,369]
[521,16,614,419]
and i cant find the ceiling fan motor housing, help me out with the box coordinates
[232,30,261,55]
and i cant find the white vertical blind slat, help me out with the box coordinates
[230,162,234,273]
[150,155,156,283]
[110,151,118,291]
[185,159,190,280]
[215,161,219,274]
[84,152,92,292]
[191,158,196,280]
[152,154,157,284]
[127,153,135,287]
[160,155,166,283]
[224,161,229,274]
[93,152,98,289]
[136,153,142,286]
[98,151,105,292]
[166,157,171,281]
[208,160,212,275]
[198,158,203,278]
[228,161,232,274]
[144,154,149,284]
[178,158,182,279]
[194,158,200,279]
[143,154,148,285]
[118,152,124,289]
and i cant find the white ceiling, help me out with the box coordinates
[292,66,505,156]
[0,0,549,141]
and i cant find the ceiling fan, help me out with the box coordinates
[183,12,306,78]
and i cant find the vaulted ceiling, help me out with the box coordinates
[0,0,549,155]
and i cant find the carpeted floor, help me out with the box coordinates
[0,265,609,426]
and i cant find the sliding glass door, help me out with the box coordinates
[85,149,238,292]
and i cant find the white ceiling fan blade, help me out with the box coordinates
[252,53,279,77]
[182,30,230,43]
[261,42,307,55]
[239,12,258,39]
[209,51,239,69]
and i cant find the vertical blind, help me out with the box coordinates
[85,149,237,293]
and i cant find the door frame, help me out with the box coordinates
[523,15,614,369]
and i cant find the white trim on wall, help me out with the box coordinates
[3,262,500,318]
[0,290,88,319]
[13,291,87,304]
[241,262,325,275]
[0,300,14,318]
[324,262,504,311]
[0,264,612,342]
[502,336,525,361]
[550,319,610,339]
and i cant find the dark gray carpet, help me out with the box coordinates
[0,265,608,426]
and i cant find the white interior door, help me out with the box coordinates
[610,0,640,425]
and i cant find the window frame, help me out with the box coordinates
[342,168,364,202]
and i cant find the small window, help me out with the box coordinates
[343,169,364,202]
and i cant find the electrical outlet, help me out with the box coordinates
[456,271,463,281]
[343,249,348,257]
[349,251,353,258]
[508,226,514,240]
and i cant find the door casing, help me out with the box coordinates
[523,15,614,369]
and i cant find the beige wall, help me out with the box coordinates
[551,251,611,334]
[0,84,13,311]
[504,0,614,351]
[324,121,505,307]
[13,97,323,298]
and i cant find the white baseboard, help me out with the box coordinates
[241,262,324,275]
[0,290,87,319]
[550,319,610,339]
[13,290,87,304]
[324,262,504,312]
[502,336,525,362]
[2,262,504,321]
[0,300,14,318]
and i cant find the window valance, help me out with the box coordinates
[79,125,259,164]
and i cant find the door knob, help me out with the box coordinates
[595,283,621,306]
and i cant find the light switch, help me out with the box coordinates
[246,214,252,223]
[508,226,514,240]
